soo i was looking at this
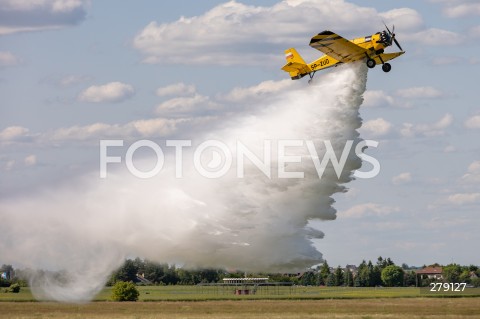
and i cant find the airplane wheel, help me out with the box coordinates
[366,58,376,69]
[382,63,392,73]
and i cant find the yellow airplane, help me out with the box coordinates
[282,25,405,82]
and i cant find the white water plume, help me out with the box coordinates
[0,62,368,302]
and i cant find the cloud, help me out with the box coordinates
[0,0,88,35]
[1,79,299,148]
[218,79,293,102]
[460,161,480,184]
[340,203,400,219]
[24,154,37,166]
[78,82,135,103]
[392,172,412,185]
[400,113,453,137]
[363,90,395,108]
[0,51,21,67]
[430,0,480,18]
[132,0,425,65]
[156,83,196,97]
[46,118,184,142]
[155,94,217,116]
[447,193,480,205]
[0,126,31,144]
[379,7,423,31]
[465,115,480,129]
[395,86,446,99]
[360,118,393,137]
[409,28,464,46]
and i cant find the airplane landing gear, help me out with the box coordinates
[382,63,392,72]
[366,58,376,69]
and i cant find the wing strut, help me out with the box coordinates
[308,71,317,84]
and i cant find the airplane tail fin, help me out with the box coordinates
[281,48,310,80]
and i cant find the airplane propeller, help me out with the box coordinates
[384,22,404,52]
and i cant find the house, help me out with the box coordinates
[415,266,443,280]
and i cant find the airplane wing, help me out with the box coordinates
[309,31,367,63]
[374,51,405,64]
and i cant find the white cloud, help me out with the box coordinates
[400,113,453,137]
[360,118,393,137]
[467,161,480,173]
[392,172,412,185]
[132,1,424,65]
[447,193,480,205]
[431,0,480,18]
[395,86,445,99]
[0,0,88,35]
[47,118,184,142]
[24,154,37,166]
[461,161,480,184]
[219,79,294,102]
[341,203,400,219]
[155,94,217,116]
[0,0,83,12]
[379,8,423,31]
[465,115,480,129]
[363,90,395,108]
[78,82,135,103]
[409,28,464,46]
[156,83,196,97]
[0,126,30,143]
[0,51,20,67]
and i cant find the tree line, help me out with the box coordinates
[2,257,479,288]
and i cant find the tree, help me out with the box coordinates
[143,260,165,284]
[459,270,472,284]
[334,266,344,286]
[111,281,139,301]
[326,273,336,286]
[113,259,139,283]
[355,260,369,287]
[471,277,480,288]
[371,265,382,286]
[381,265,404,287]
[404,271,417,287]
[443,264,462,283]
[319,261,330,285]
[300,272,316,286]
[344,269,354,287]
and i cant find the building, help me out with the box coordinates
[415,266,443,281]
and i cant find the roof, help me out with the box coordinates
[223,278,269,281]
[415,266,443,275]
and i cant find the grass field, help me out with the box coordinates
[2,285,480,302]
[1,286,480,318]
[1,299,480,319]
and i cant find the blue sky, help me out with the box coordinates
[1,0,480,268]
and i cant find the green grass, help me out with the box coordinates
[2,286,480,302]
